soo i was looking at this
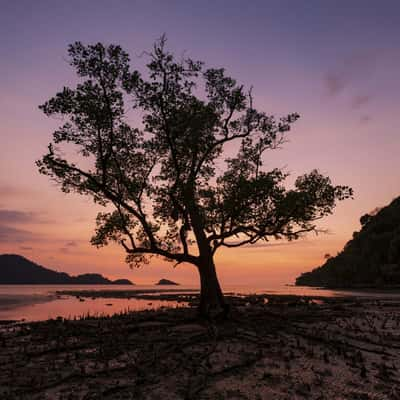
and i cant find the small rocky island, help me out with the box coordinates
[0,254,134,285]
[112,279,134,285]
[156,279,179,285]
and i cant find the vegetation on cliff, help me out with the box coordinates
[296,196,400,287]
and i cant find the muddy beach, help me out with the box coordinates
[1,293,400,399]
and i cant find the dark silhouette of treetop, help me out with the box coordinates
[38,36,353,317]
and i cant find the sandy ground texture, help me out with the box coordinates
[1,294,400,399]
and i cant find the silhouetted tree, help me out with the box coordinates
[360,213,372,227]
[38,37,352,317]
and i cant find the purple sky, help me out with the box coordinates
[1,1,399,286]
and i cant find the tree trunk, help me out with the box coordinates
[197,255,229,319]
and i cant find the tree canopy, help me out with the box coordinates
[38,37,352,315]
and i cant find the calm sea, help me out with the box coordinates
[0,284,399,322]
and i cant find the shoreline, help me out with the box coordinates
[296,284,400,292]
[3,285,400,323]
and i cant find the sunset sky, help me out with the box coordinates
[1,0,399,287]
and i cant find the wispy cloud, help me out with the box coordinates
[351,94,371,109]
[19,246,33,251]
[0,184,35,201]
[0,225,36,243]
[360,115,372,124]
[324,73,346,97]
[59,240,79,253]
[0,208,53,227]
[323,50,379,95]
[0,208,83,247]
[225,240,307,249]
[0,209,50,243]
[323,50,379,118]
[0,210,38,224]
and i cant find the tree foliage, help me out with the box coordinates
[38,37,352,273]
[296,197,400,287]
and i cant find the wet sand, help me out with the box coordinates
[0,293,55,311]
[0,289,194,322]
[1,294,400,399]
[0,288,197,311]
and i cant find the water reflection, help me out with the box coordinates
[0,295,186,321]
[2,284,400,322]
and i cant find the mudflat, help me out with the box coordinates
[0,294,55,311]
[1,294,399,399]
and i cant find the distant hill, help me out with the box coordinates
[156,279,179,285]
[296,197,400,288]
[0,254,134,285]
